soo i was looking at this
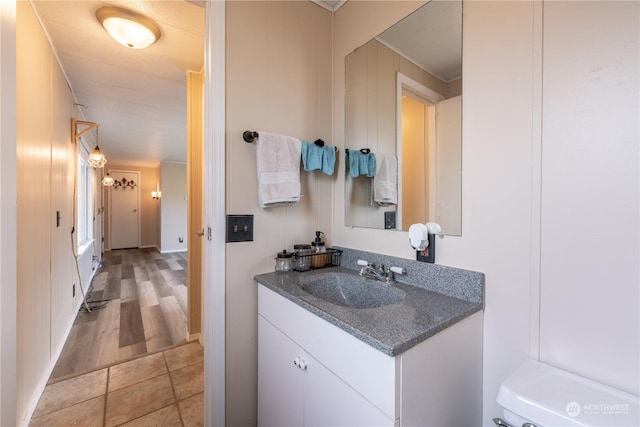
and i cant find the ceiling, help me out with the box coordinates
[32,0,205,167]
[31,1,457,167]
[377,0,462,82]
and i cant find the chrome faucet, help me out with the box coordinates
[357,260,405,284]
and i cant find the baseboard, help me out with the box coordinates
[139,245,160,252]
[160,248,187,254]
[187,332,201,342]
[20,266,98,427]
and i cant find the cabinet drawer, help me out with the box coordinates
[258,285,398,418]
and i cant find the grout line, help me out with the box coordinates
[103,366,110,427]
[163,350,186,426]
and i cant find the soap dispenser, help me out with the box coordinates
[310,231,328,268]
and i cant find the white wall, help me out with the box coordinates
[0,1,17,425]
[160,162,187,253]
[334,1,639,425]
[539,1,639,395]
[225,2,332,424]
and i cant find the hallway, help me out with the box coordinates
[28,248,203,426]
[51,248,190,380]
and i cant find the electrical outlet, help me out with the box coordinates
[416,234,436,263]
[226,215,254,242]
[384,211,396,229]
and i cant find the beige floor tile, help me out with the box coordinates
[33,369,107,418]
[170,360,204,400]
[108,352,167,392]
[30,395,104,427]
[119,404,182,427]
[178,392,204,427]
[164,342,204,371]
[105,373,175,427]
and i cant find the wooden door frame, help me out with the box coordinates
[107,169,141,250]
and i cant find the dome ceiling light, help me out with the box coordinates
[96,6,161,49]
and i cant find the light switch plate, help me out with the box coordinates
[226,215,254,242]
[384,211,396,229]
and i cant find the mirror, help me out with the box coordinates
[344,0,462,236]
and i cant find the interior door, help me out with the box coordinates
[110,170,140,249]
[435,96,462,235]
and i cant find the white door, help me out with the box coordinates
[110,170,140,249]
[436,96,462,235]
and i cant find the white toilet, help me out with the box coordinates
[495,359,640,427]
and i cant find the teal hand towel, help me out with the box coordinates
[302,140,323,172]
[321,145,336,175]
[347,150,376,178]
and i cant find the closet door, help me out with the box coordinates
[16,0,52,416]
[50,58,75,351]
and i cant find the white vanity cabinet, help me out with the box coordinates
[258,284,483,427]
[259,316,394,426]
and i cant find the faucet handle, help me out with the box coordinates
[390,266,405,275]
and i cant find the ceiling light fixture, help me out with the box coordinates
[72,119,108,168]
[87,127,107,168]
[96,6,161,49]
[102,171,115,186]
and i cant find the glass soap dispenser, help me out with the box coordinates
[310,231,328,268]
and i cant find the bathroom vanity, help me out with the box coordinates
[255,251,484,427]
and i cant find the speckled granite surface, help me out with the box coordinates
[254,251,484,356]
[335,246,484,304]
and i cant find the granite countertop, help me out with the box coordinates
[254,266,483,357]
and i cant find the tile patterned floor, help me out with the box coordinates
[51,249,189,380]
[30,342,204,427]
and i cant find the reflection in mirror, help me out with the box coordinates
[344,0,462,236]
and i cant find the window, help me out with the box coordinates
[77,146,94,251]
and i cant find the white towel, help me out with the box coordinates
[373,155,398,206]
[257,131,302,208]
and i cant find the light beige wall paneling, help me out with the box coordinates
[160,162,187,253]
[225,1,332,425]
[187,70,203,338]
[344,36,445,230]
[16,1,52,422]
[539,1,639,395]
[334,1,431,252]
[104,164,159,250]
[336,1,539,425]
[1,0,18,425]
[49,51,75,354]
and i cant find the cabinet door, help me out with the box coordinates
[304,357,394,427]
[258,316,304,427]
[259,315,394,427]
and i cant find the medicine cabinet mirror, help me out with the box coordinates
[344,0,462,236]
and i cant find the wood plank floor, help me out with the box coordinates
[51,248,189,381]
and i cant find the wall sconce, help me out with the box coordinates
[151,191,162,200]
[96,6,162,49]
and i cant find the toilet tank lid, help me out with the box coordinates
[497,359,640,427]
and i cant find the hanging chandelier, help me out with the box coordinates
[102,171,115,186]
[72,119,108,169]
[87,127,107,168]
